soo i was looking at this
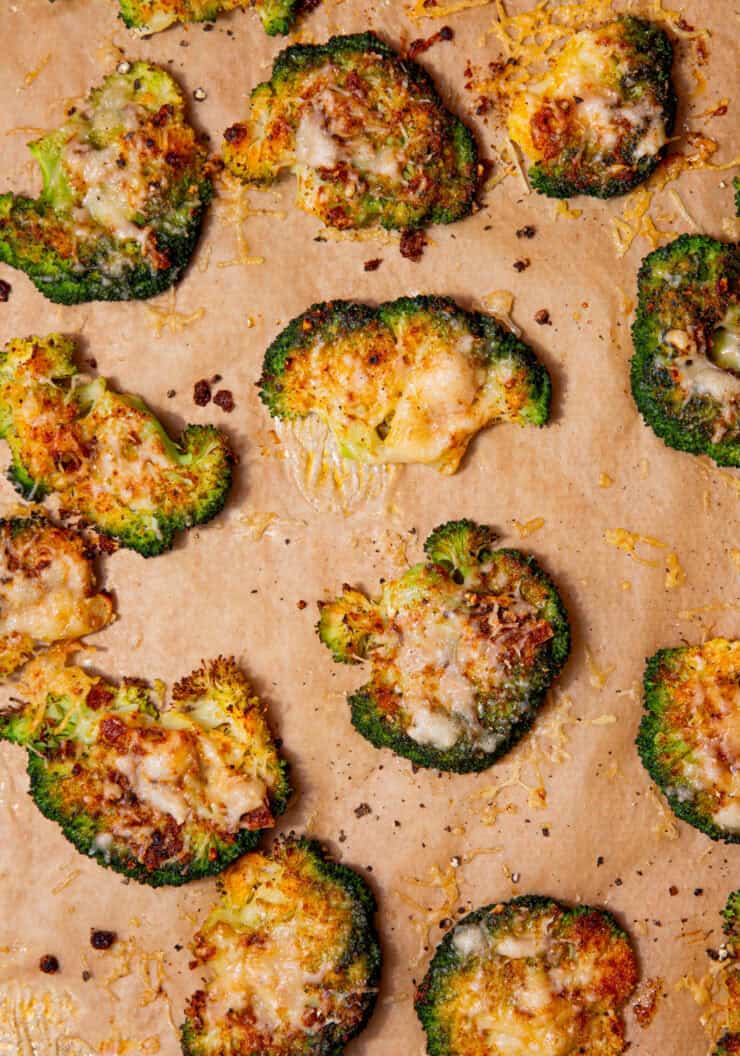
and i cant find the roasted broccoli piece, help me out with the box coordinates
[713,891,740,1055]
[116,0,310,34]
[415,895,637,1056]
[0,648,290,886]
[0,62,211,304]
[182,833,381,1055]
[631,235,739,466]
[0,335,233,557]
[222,33,479,233]
[637,637,740,843]
[0,513,114,680]
[317,520,570,773]
[260,296,550,474]
[508,17,675,198]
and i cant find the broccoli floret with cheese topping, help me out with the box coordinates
[222,33,479,234]
[415,896,637,1056]
[0,513,114,680]
[630,235,739,466]
[0,648,290,886]
[260,297,550,474]
[0,334,233,557]
[0,62,211,304]
[181,833,380,1055]
[636,638,740,844]
[508,17,675,199]
[713,890,740,1055]
[317,520,570,773]
[116,0,310,35]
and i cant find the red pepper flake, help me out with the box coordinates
[400,229,427,262]
[407,25,453,60]
[364,258,382,272]
[534,309,551,325]
[516,225,536,239]
[39,955,60,974]
[193,379,212,406]
[90,929,117,950]
[513,258,530,272]
[297,599,307,610]
[214,389,235,413]
[0,279,11,302]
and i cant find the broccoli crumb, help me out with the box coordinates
[400,230,427,262]
[213,389,235,413]
[354,802,372,818]
[39,954,59,974]
[0,280,11,302]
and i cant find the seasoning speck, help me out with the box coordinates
[354,803,372,818]
[193,379,212,406]
[91,929,116,950]
[516,225,536,239]
[39,954,59,974]
[534,309,551,325]
[364,258,382,272]
[513,258,530,272]
[214,389,235,413]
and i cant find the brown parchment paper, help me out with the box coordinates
[0,0,737,1052]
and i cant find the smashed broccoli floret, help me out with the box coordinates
[713,891,740,1055]
[0,62,211,304]
[259,296,550,474]
[181,833,380,1055]
[637,637,740,843]
[0,648,290,886]
[508,17,675,198]
[0,513,114,680]
[317,520,570,773]
[0,334,233,556]
[222,33,479,233]
[415,895,637,1056]
[116,0,311,34]
[630,234,739,466]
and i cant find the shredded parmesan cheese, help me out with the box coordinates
[23,53,52,88]
[511,516,545,538]
[145,289,205,337]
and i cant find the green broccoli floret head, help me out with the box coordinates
[181,833,380,1055]
[508,17,675,198]
[0,62,211,304]
[222,33,479,232]
[636,637,740,843]
[0,334,233,556]
[0,648,290,886]
[415,895,637,1054]
[631,234,739,467]
[318,521,570,773]
[259,295,550,474]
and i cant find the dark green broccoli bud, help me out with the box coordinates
[0,648,291,886]
[636,637,740,843]
[508,18,675,198]
[415,895,637,1055]
[181,833,380,1055]
[0,334,233,557]
[0,513,114,680]
[317,521,570,773]
[0,62,211,304]
[222,33,479,233]
[631,234,739,466]
[116,0,311,34]
[259,296,550,474]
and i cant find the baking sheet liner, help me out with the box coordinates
[0,0,737,1051]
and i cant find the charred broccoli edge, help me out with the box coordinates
[636,646,740,844]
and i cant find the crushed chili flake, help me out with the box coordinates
[407,25,453,61]
[193,379,212,406]
[214,389,235,412]
[400,229,427,262]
